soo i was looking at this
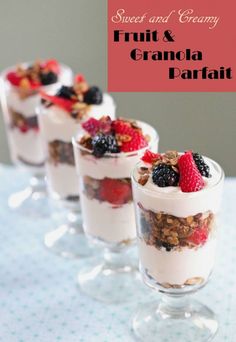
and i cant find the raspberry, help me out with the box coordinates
[6,72,21,86]
[75,74,85,83]
[82,117,100,136]
[19,123,29,133]
[112,120,148,152]
[43,59,60,74]
[141,150,160,164]
[178,151,204,192]
[152,164,179,187]
[187,225,208,245]
[98,178,132,205]
[40,91,74,112]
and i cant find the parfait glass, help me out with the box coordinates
[0,63,72,217]
[131,158,224,341]
[73,121,158,303]
[38,94,116,258]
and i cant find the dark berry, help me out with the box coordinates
[192,153,211,178]
[161,242,174,252]
[56,86,76,100]
[92,134,109,158]
[152,164,179,187]
[40,71,58,85]
[84,86,103,105]
[26,116,38,129]
[106,135,120,153]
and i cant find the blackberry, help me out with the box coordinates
[92,134,109,158]
[152,164,179,187]
[162,242,174,252]
[192,153,211,178]
[84,86,103,105]
[106,135,120,153]
[40,71,58,85]
[56,86,76,100]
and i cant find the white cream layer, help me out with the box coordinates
[132,158,223,217]
[9,129,45,165]
[80,193,136,243]
[139,239,216,285]
[46,164,79,199]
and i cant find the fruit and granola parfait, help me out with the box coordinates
[131,150,224,291]
[73,116,158,245]
[0,59,72,171]
[38,76,115,202]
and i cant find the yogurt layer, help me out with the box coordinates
[80,193,136,243]
[139,238,216,285]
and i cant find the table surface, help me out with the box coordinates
[0,165,236,342]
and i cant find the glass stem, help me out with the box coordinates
[103,247,135,271]
[66,209,83,234]
[29,174,46,193]
[158,294,191,319]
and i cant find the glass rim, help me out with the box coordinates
[131,156,225,199]
[72,119,159,159]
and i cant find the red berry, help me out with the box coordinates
[188,224,208,245]
[99,116,112,134]
[40,91,74,112]
[98,178,132,205]
[6,72,21,86]
[112,120,148,152]
[74,74,85,83]
[19,123,29,133]
[82,117,100,136]
[141,150,160,164]
[178,151,204,192]
[43,59,60,74]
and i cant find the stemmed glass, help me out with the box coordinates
[38,92,116,258]
[0,63,72,217]
[131,157,224,341]
[73,121,158,303]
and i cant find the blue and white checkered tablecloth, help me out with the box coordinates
[0,164,236,342]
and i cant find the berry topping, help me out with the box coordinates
[112,119,148,152]
[141,150,160,164]
[6,59,60,89]
[98,178,132,205]
[56,86,76,99]
[80,117,148,156]
[82,117,100,136]
[83,86,103,105]
[178,151,204,192]
[192,152,211,178]
[152,164,179,187]
[40,71,58,85]
[187,224,208,245]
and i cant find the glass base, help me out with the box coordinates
[132,297,218,342]
[8,182,51,218]
[44,211,96,259]
[77,249,148,304]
